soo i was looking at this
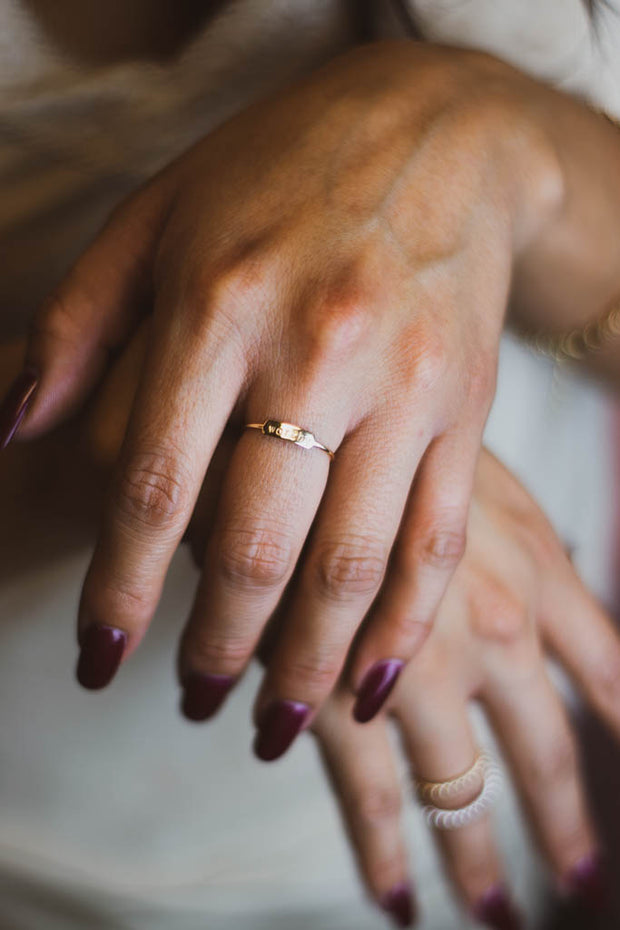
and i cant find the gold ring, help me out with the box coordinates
[244,419,335,460]
[420,753,502,831]
[415,752,485,804]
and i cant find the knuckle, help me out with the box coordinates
[115,449,191,531]
[414,521,467,572]
[454,850,498,898]
[84,574,154,627]
[465,358,497,410]
[218,524,293,591]
[313,537,386,603]
[352,784,403,826]
[208,253,270,312]
[525,737,578,790]
[387,614,433,655]
[184,631,254,672]
[180,251,270,348]
[306,286,373,365]
[592,651,620,709]
[469,578,528,645]
[280,654,340,693]
[408,334,447,395]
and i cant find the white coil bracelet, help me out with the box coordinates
[420,753,502,832]
[416,751,486,805]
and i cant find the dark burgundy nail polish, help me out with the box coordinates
[253,700,310,762]
[0,367,38,450]
[353,659,404,724]
[564,854,608,910]
[473,886,522,930]
[181,672,235,722]
[380,882,416,927]
[76,625,127,690]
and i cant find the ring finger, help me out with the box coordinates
[395,642,521,928]
[177,367,350,725]
[251,409,431,760]
[482,659,602,907]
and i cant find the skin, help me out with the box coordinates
[314,449,620,922]
[2,23,620,928]
[83,366,620,924]
[9,41,620,745]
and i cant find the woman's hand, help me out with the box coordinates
[313,449,617,927]
[4,42,564,751]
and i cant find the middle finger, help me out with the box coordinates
[396,658,517,927]
[483,662,600,901]
[178,370,347,728]
[252,409,430,760]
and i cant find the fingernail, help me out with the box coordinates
[76,625,127,690]
[253,700,310,762]
[473,886,522,930]
[563,853,608,910]
[0,367,38,450]
[181,672,235,722]
[353,659,404,723]
[380,882,416,927]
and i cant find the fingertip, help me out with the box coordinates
[353,659,404,723]
[379,881,417,927]
[560,852,609,911]
[18,348,109,440]
[76,624,127,690]
[253,700,311,761]
[180,672,236,722]
[472,885,523,930]
[0,367,39,450]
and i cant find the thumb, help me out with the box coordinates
[1,177,172,448]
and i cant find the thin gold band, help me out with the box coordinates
[244,419,335,460]
[415,752,485,804]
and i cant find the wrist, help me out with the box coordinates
[507,90,620,335]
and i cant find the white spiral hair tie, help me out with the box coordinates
[421,753,502,832]
[416,751,486,805]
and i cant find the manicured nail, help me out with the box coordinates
[253,700,310,762]
[380,882,416,927]
[0,367,38,450]
[473,886,522,930]
[181,672,235,722]
[563,853,608,910]
[354,659,404,723]
[76,625,127,690]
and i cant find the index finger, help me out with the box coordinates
[75,277,247,689]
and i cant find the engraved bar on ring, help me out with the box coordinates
[244,419,334,459]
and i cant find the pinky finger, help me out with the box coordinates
[351,430,476,723]
[542,565,620,740]
[313,695,416,928]
[483,667,605,908]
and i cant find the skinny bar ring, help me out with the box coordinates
[244,419,335,460]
